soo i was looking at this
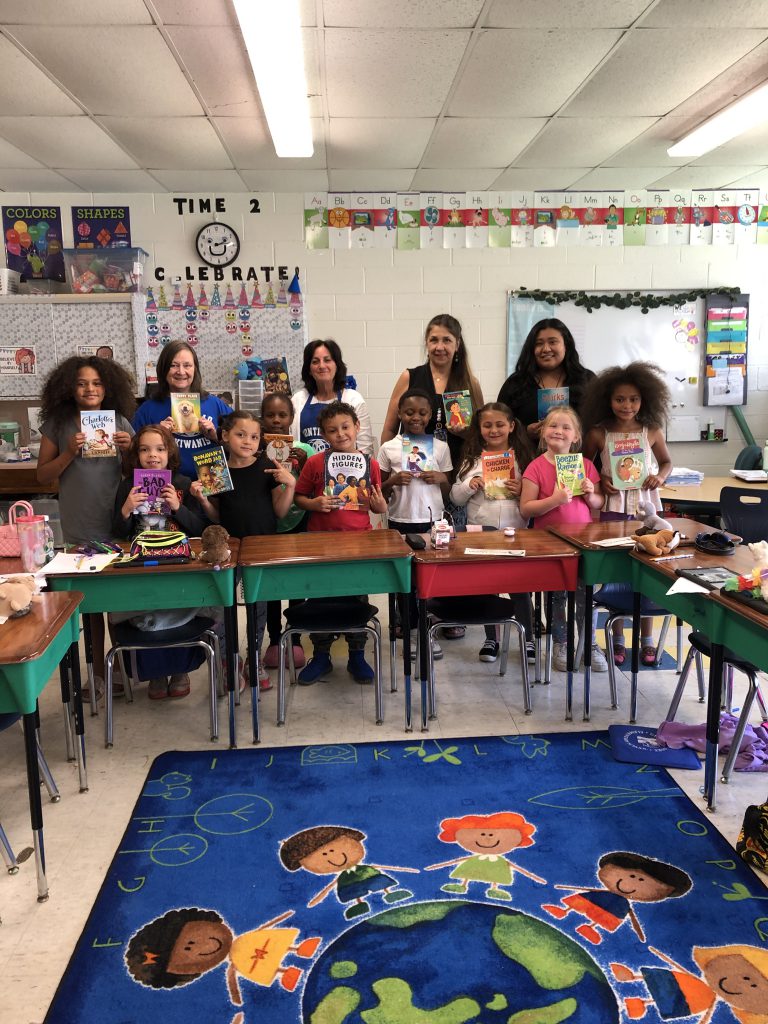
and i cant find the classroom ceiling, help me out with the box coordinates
[0,0,767,194]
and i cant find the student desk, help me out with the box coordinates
[412,530,580,730]
[661,477,768,521]
[45,539,240,748]
[239,531,413,740]
[0,590,83,901]
[628,544,758,811]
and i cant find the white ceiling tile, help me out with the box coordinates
[518,117,657,167]
[410,168,501,189]
[605,117,692,166]
[0,117,137,168]
[667,41,768,121]
[721,169,768,187]
[328,169,417,190]
[569,167,677,189]
[0,168,80,190]
[0,0,151,23]
[240,169,330,191]
[644,0,768,27]
[59,169,165,192]
[423,118,547,168]
[0,136,44,169]
[647,165,764,189]
[323,0,484,28]
[215,118,327,168]
[325,29,469,117]
[487,0,651,28]
[692,123,768,166]
[166,27,261,118]
[329,119,435,168]
[490,167,591,188]
[150,170,249,191]
[0,37,81,115]
[100,118,233,169]
[12,26,204,116]
[450,30,622,117]
[153,0,238,25]
[566,30,768,116]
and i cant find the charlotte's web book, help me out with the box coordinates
[537,386,570,421]
[402,435,434,476]
[442,390,472,429]
[80,410,116,458]
[607,433,647,490]
[482,451,514,499]
[192,446,233,496]
[324,450,371,510]
[264,433,293,464]
[133,469,172,515]
[261,357,291,395]
[554,453,585,496]
[170,392,201,434]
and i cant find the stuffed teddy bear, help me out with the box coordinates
[631,529,680,557]
[0,574,42,619]
[634,501,673,535]
[200,525,231,567]
[747,541,768,600]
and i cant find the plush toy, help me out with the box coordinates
[0,574,42,619]
[634,501,673,535]
[200,525,231,567]
[631,529,680,557]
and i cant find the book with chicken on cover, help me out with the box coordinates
[608,433,647,490]
[192,446,233,496]
[170,392,201,434]
[80,410,116,458]
[402,435,434,476]
[324,450,371,510]
[554,453,585,496]
[442,390,473,429]
[133,468,172,514]
[482,451,514,499]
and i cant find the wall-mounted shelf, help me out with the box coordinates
[0,292,136,304]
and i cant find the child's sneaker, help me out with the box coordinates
[168,673,190,699]
[552,643,568,672]
[431,637,443,660]
[587,644,609,673]
[526,640,536,662]
[347,651,374,683]
[479,639,499,662]
[262,644,280,668]
[148,677,169,700]
[298,654,333,686]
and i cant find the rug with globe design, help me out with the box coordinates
[45,733,768,1024]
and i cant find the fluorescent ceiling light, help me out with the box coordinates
[667,81,768,158]
[233,0,313,158]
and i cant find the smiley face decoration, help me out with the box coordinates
[195,222,240,268]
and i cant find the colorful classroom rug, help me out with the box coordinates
[45,734,768,1024]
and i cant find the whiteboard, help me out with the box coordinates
[506,293,724,442]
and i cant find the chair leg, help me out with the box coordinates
[0,820,18,873]
[506,619,531,714]
[118,651,133,703]
[666,647,695,721]
[603,614,619,710]
[675,618,683,673]
[371,624,384,725]
[695,650,705,702]
[388,593,398,693]
[277,629,291,726]
[427,622,443,725]
[655,615,671,667]
[104,648,117,748]
[499,622,511,676]
[756,677,767,722]
[200,638,218,743]
[724,665,734,713]
[36,741,60,803]
[721,669,759,784]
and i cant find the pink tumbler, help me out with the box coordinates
[16,515,53,572]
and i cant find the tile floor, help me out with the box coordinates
[1,606,767,1024]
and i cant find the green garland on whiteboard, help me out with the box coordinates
[514,286,741,313]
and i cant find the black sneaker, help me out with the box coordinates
[479,639,499,662]
[526,640,536,662]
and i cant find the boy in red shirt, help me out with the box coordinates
[294,402,387,684]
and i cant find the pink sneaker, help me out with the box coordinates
[291,645,306,669]
[263,644,279,668]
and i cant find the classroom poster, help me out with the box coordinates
[327,193,351,249]
[644,190,671,246]
[464,191,488,247]
[350,193,374,249]
[420,192,443,249]
[374,193,397,248]
[711,189,758,245]
[71,205,131,249]
[533,192,556,246]
[580,191,624,247]
[554,193,581,246]
[0,346,36,375]
[510,192,533,247]
[757,189,768,245]
[443,193,465,248]
[668,190,692,246]
[396,193,420,250]
[623,190,647,246]
[488,191,512,248]
[304,192,329,249]
[2,205,65,280]
[690,190,714,246]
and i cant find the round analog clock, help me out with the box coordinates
[195,222,240,267]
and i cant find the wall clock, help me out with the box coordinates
[195,222,240,267]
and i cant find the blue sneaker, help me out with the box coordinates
[298,654,333,686]
[347,651,374,683]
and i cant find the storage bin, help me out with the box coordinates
[63,247,148,294]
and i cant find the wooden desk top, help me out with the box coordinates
[629,542,757,583]
[661,477,768,505]
[0,591,81,665]
[239,530,411,567]
[413,528,579,564]
[548,517,712,550]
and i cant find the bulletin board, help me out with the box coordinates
[506,292,736,442]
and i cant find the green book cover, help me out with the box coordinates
[442,390,473,429]
[554,453,585,496]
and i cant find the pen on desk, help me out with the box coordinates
[652,553,694,562]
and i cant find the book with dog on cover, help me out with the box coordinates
[324,450,371,510]
[192,446,233,496]
[170,392,201,434]
[80,410,116,458]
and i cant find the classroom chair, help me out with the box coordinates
[720,486,768,544]
[733,445,763,471]
[276,599,384,727]
[421,595,531,727]
[666,632,767,785]
[103,617,221,748]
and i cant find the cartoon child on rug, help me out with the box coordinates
[124,906,321,1020]
[609,943,768,1023]
[541,850,692,944]
[425,812,546,901]
[279,824,418,920]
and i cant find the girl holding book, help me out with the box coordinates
[520,406,606,673]
[111,424,209,700]
[450,402,535,663]
[37,355,136,699]
[583,362,673,667]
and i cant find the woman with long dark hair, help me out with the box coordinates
[290,338,373,454]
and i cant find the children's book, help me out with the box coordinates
[264,433,293,464]
[401,435,434,476]
[607,433,647,490]
[80,410,116,458]
[481,451,514,499]
[261,357,291,395]
[170,392,201,434]
[442,390,472,429]
[537,386,570,421]
[192,446,233,496]
[324,450,371,510]
[554,453,586,496]
[133,469,172,515]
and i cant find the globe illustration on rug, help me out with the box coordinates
[302,900,619,1022]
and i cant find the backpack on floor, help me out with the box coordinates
[736,801,768,874]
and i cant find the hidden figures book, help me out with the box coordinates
[324,450,371,510]
[192,446,233,496]
[401,435,434,476]
[481,451,514,499]
[80,410,116,458]
[133,469,172,514]
[442,390,472,429]
[554,453,585,496]
[170,392,201,434]
[607,433,648,490]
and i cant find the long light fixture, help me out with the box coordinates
[232,0,314,158]
[667,81,768,158]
